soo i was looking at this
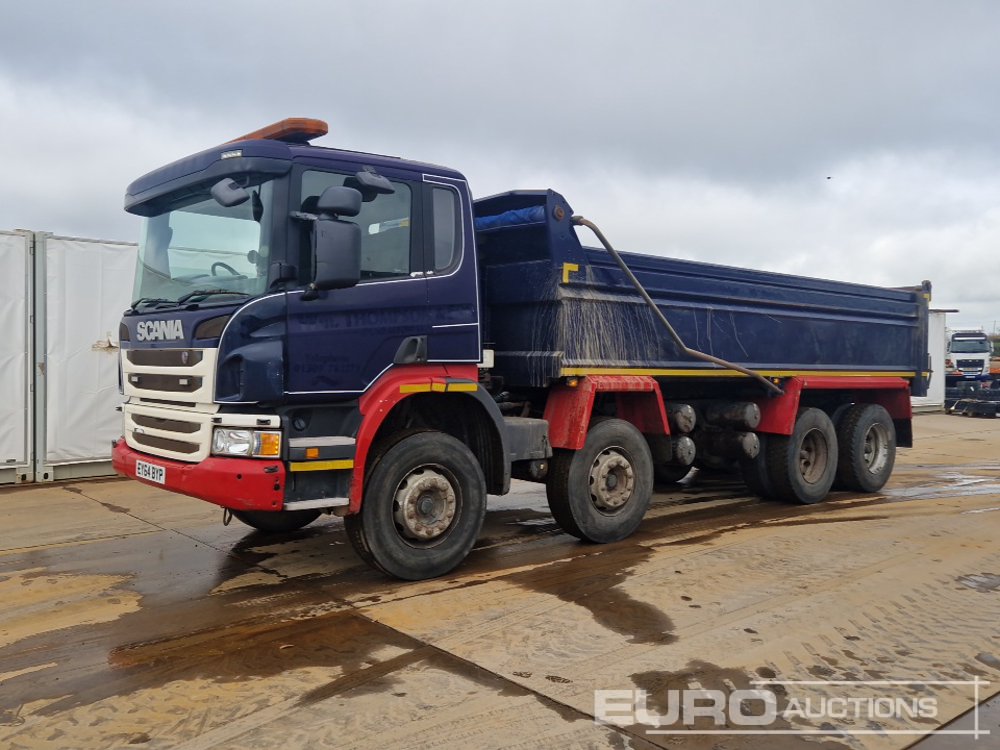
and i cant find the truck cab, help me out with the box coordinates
[944,329,992,386]
[115,119,513,578]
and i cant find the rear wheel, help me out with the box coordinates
[546,419,653,542]
[765,408,838,504]
[740,433,774,498]
[344,432,486,580]
[231,509,320,533]
[835,403,896,492]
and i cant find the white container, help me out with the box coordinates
[0,231,34,484]
[911,310,947,413]
[33,233,137,481]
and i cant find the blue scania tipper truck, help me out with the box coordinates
[113,118,931,580]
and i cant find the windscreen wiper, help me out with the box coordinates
[175,289,250,305]
[129,297,174,311]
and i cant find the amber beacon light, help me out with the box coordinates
[227,117,329,144]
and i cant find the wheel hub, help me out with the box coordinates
[863,423,890,473]
[393,468,457,541]
[798,429,829,484]
[589,448,635,511]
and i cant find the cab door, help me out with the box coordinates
[422,176,481,364]
[285,167,428,397]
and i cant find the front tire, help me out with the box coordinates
[765,408,838,504]
[835,403,896,492]
[344,432,486,580]
[231,509,320,533]
[546,419,654,543]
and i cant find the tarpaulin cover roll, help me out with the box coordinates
[44,237,137,464]
[473,206,546,231]
[0,232,30,467]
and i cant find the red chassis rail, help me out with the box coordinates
[542,374,913,449]
[112,372,913,514]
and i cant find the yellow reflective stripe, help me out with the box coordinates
[559,367,916,378]
[289,459,354,472]
[561,262,579,284]
[399,381,478,394]
[399,384,431,393]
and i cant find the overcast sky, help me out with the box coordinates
[2,0,999,331]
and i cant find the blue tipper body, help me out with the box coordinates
[474,190,930,395]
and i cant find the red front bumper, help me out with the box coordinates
[112,439,287,511]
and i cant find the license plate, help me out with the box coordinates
[135,459,166,485]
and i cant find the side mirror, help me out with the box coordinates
[311,187,363,291]
[211,178,250,207]
[345,169,395,202]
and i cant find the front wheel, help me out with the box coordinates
[765,408,838,504]
[835,403,896,492]
[546,419,654,543]
[231,509,320,533]
[345,432,486,580]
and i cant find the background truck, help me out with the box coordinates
[944,328,992,386]
[112,118,930,580]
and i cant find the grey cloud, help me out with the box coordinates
[0,0,998,329]
[3,1,1000,181]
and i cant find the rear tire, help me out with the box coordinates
[765,408,838,504]
[546,419,653,543]
[231,509,320,533]
[740,433,774,499]
[834,403,896,492]
[344,432,486,580]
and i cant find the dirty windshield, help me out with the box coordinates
[131,178,274,308]
[950,338,990,353]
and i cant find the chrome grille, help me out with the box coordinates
[131,432,199,455]
[125,373,203,393]
[957,359,984,370]
[131,413,199,434]
[122,347,217,404]
[127,349,204,367]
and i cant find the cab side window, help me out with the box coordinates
[301,170,413,281]
[428,185,461,272]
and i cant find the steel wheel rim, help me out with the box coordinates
[798,428,829,485]
[393,465,458,544]
[589,447,635,512]
[863,422,890,474]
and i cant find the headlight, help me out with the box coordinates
[212,428,281,458]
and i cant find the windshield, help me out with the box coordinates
[949,338,990,353]
[132,177,274,307]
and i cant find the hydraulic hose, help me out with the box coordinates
[572,215,784,396]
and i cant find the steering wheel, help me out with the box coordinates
[211,261,239,276]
